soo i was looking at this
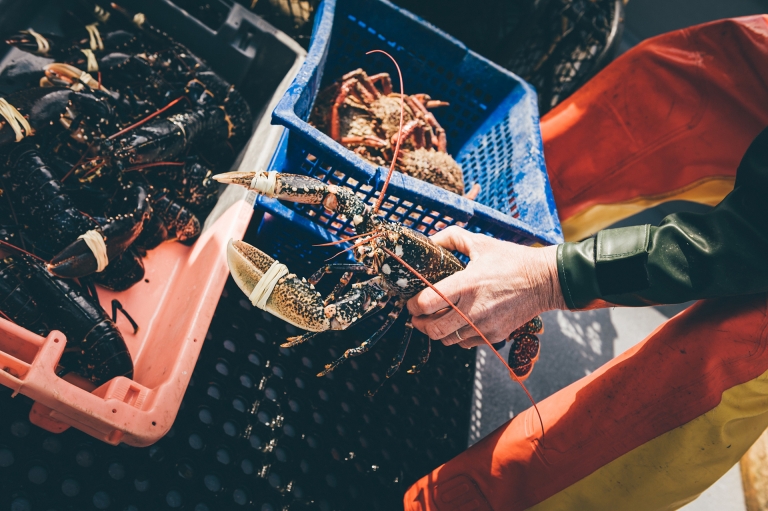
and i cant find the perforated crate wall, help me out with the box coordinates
[271,0,563,247]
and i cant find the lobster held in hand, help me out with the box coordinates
[215,170,543,386]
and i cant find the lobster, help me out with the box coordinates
[214,51,544,412]
[0,253,133,385]
[0,144,151,282]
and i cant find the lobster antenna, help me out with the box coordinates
[368,50,405,215]
[61,141,96,182]
[313,230,376,247]
[122,161,186,173]
[381,246,545,438]
[325,234,383,262]
[0,239,48,263]
[107,96,186,140]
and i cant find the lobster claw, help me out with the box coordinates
[48,183,151,278]
[0,87,73,146]
[226,239,279,300]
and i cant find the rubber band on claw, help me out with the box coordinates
[78,230,108,272]
[0,98,33,142]
[249,260,288,309]
[250,171,278,198]
[25,28,49,55]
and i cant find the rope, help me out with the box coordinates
[81,49,99,72]
[78,230,108,272]
[25,29,49,55]
[0,98,33,142]
[85,23,104,51]
[249,260,289,309]
[250,170,278,198]
[133,13,146,28]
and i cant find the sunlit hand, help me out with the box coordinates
[407,226,566,348]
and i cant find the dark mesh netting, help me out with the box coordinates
[393,0,624,113]
[496,0,624,113]
[237,0,321,48]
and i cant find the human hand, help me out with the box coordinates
[407,226,566,348]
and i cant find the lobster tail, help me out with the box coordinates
[151,194,201,244]
[13,255,133,384]
[81,319,134,381]
[0,258,50,336]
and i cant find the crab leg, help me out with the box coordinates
[391,119,425,148]
[367,72,393,95]
[341,69,381,100]
[340,135,389,148]
[405,95,447,152]
[413,94,450,109]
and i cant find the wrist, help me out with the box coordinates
[534,245,566,312]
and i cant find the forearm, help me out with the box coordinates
[557,125,768,310]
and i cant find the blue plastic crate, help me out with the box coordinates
[265,0,563,246]
[253,196,357,275]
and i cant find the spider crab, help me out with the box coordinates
[311,68,480,198]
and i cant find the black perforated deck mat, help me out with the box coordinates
[0,217,474,511]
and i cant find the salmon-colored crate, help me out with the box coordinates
[0,2,305,446]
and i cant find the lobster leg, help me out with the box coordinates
[386,318,414,378]
[309,263,373,306]
[408,331,431,374]
[282,331,322,348]
[309,263,371,285]
[317,299,405,377]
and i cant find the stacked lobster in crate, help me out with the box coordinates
[0,3,252,386]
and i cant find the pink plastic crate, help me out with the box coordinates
[0,11,305,444]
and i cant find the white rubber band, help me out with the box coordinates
[79,71,97,88]
[25,29,49,55]
[81,49,99,72]
[85,23,104,51]
[250,170,278,198]
[133,13,146,27]
[249,260,288,310]
[78,230,108,272]
[0,98,33,142]
[93,5,110,23]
